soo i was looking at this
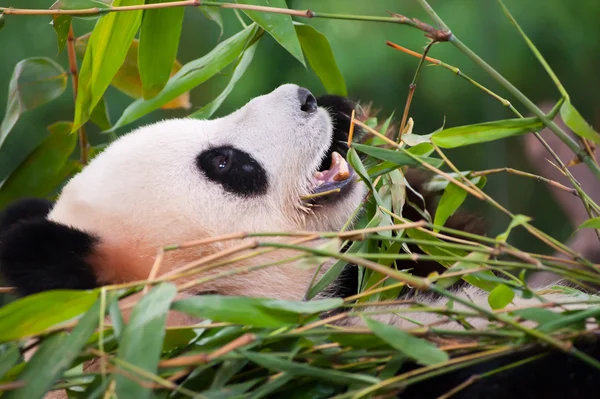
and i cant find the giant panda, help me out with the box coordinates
[0,84,598,398]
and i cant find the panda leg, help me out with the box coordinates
[0,199,99,296]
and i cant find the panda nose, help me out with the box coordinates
[298,87,318,113]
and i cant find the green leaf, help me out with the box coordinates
[0,122,77,209]
[90,97,112,130]
[236,0,304,66]
[437,252,495,291]
[294,23,346,96]
[115,283,177,399]
[244,352,379,385]
[431,117,544,148]
[172,296,342,328]
[514,308,562,325]
[190,40,258,120]
[403,133,433,146]
[352,143,443,168]
[537,306,600,333]
[112,24,259,130]
[305,240,368,300]
[0,13,5,32]
[0,290,98,342]
[487,284,515,310]
[579,217,600,229]
[433,183,466,232]
[560,100,600,144]
[0,58,67,149]
[496,214,532,243]
[198,6,224,38]
[73,0,145,130]
[4,298,106,399]
[364,317,448,366]
[0,345,19,378]
[75,34,191,112]
[139,0,184,99]
[50,14,72,54]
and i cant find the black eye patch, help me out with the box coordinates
[196,146,268,197]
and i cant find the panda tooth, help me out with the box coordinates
[333,159,350,181]
[331,151,342,167]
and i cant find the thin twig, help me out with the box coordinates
[399,40,436,139]
[470,167,578,196]
[67,25,88,165]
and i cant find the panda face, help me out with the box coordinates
[46,85,366,281]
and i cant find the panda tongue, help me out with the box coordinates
[314,152,351,184]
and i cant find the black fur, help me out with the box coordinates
[398,334,600,398]
[316,94,355,172]
[0,199,99,296]
[0,198,53,231]
[197,146,269,197]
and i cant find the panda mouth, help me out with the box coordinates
[309,151,355,197]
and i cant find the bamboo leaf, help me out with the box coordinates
[50,14,72,54]
[437,252,495,291]
[172,296,342,328]
[90,97,112,130]
[73,0,144,130]
[75,34,191,112]
[431,117,544,148]
[244,352,379,385]
[364,317,449,366]
[579,217,600,229]
[352,143,443,168]
[294,23,346,96]
[190,40,258,120]
[198,6,224,38]
[0,345,19,378]
[112,24,259,130]
[237,0,304,66]
[0,122,78,209]
[560,100,600,144]
[4,298,106,399]
[115,283,177,399]
[488,283,515,310]
[433,183,467,232]
[138,0,184,99]
[0,58,67,149]
[496,214,532,243]
[0,290,98,342]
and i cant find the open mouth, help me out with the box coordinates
[306,94,359,200]
[310,151,355,196]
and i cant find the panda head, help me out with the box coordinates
[51,84,365,241]
[0,84,367,298]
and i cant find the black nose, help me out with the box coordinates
[298,87,318,113]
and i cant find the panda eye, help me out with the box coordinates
[196,146,268,197]
[212,152,232,174]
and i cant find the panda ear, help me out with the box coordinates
[0,199,99,296]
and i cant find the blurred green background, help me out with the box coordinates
[0,0,598,255]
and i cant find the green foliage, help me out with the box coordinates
[0,1,599,397]
[172,295,343,327]
[138,0,184,99]
[0,58,67,149]
[73,0,145,130]
[237,0,305,66]
[0,290,97,342]
[114,284,177,399]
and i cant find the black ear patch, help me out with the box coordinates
[196,146,268,197]
[0,199,99,296]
